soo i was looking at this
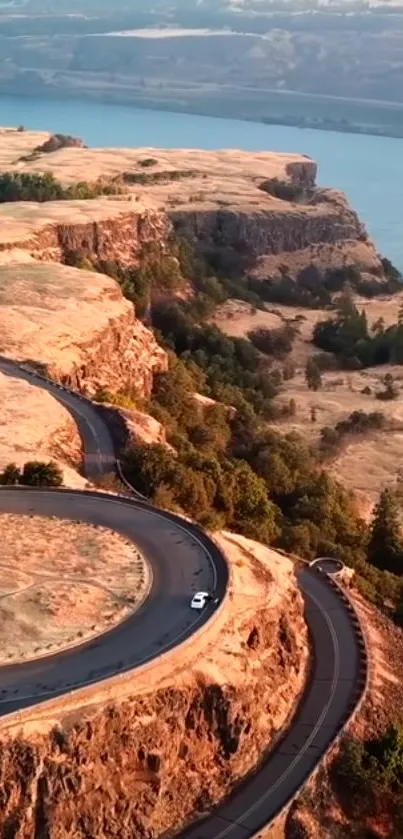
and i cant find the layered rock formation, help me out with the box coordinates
[0,130,382,279]
[0,263,167,397]
[0,533,308,839]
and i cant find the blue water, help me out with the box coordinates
[1,94,402,269]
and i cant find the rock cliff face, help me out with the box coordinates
[0,140,382,279]
[0,533,308,839]
[170,190,367,262]
[0,263,167,397]
[0,201,171,269]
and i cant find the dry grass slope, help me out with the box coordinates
[0,514,147,663]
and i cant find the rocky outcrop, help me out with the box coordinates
[0,263,167,398]
[0,534,308,839]
[53,311,168,398]
[34,133,87,154]
[285,158,317,187]
[170,190,368,262]
[96,402,167,453]
[0,142,382,279]
[57,209,170,268]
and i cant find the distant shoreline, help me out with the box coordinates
[1,86,403,142]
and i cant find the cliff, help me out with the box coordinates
[0,262,167,397]
[0,131,382,279]
[0,532,308,839]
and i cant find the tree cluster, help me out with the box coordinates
[319,410,385,457]
[247,324,296,358]
[121,352,367,565]
[333,728,403,829]
[152,301,279,417]
[314,295,403,369]
[0,461,63,487]
[367,487,403,576]
[251,260,401,309]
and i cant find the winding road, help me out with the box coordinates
[0,357,367,836]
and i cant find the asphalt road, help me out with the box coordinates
[0,357,366,835]
[0,357,228,713]
[180,568,365,838]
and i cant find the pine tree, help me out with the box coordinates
[368,488,403,574]
[305,358,322,391]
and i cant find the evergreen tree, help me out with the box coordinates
[0,462,21,485]
[368,488,403,574]
[305,358,322,391]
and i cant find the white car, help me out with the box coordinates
[190,591,210,610]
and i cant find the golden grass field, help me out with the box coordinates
[0,514,148,663]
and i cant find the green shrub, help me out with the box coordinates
[0,460,63,487]
[333,728,403,821]
[0,171,124,203]
[247,324,296,358]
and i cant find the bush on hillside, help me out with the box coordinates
[333,728,403,822]
[247,324,296,358]
[0,171,123,203]
[0,460,63,487]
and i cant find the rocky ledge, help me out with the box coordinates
[0,262,167,397]
[0,130,382,279]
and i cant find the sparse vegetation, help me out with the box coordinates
[247,324,296,358]
[0,171,124,203]
[138,158,158,168]
[333,728,403,826]
[376,373,399,401]
[305,358,322,391]
[94,387,141,410]
[123,169,197,186]
[319,410,386,457]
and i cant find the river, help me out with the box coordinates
[0,94,402,269]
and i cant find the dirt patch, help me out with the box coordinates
[0,514,148,663]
